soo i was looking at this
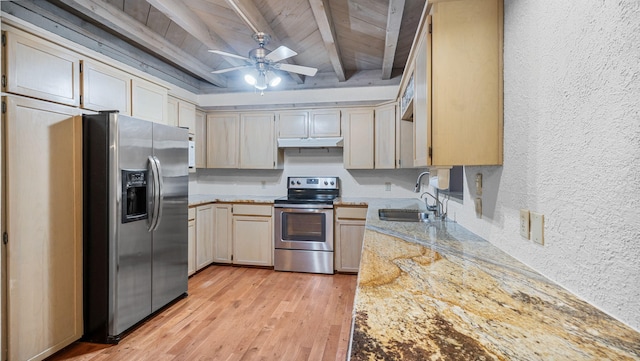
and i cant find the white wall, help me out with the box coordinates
[446,0,640,331]
[192,148,422,198]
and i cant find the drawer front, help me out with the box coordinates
[335,207,368,220]
[233,204,273,216]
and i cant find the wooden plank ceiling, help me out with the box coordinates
[51,0,426,93]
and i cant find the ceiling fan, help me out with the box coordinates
[209,33,318,91]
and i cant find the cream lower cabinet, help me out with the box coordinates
[335,206,368,273]
[3,96,83,361]
[231,204,273,266]
[195,203,215,270]
[212,204,233,264]
[188,207,197,276]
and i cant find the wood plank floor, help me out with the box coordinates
[48,265,358,361]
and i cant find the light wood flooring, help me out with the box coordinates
[48,265,358,361]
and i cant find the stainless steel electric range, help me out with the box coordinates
[273,177,340,274]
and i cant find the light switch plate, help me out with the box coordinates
[474,197,482,218]
[475,173,483,196]
[519,209,530,239]
[530,212,544,245]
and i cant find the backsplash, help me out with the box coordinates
[190,148,421,198]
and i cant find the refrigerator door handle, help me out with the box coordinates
[152,155,164,230]
[147,156,161,231]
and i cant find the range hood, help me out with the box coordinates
[277,137,344,148]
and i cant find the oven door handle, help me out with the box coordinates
[274,204,334,210]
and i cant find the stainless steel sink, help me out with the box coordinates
[378,209,430,222]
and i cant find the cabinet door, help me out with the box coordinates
[3,30,80,106]
[212,204,233,264]
[178,101,196,135]
[167,96,179,127]
[431,0,503,165]
[81,60,131,114]
[309,109,341,137]
[233,216,273,266]
[207,113,239,168]
[413,24,431,167]
[188,219,196,276]
[335,219,365,273]
[131,77,168,124]
[398,119,414,168]
[195,204,214,270]
[374,104,397,169]
[343,108,374,169]
[4,96,83,360]
[195,110,207,168]
[239,113,277,169]
[278,111,308,138]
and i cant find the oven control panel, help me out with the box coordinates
[287,177,339,190]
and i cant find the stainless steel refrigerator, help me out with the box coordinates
[82,112,189,343]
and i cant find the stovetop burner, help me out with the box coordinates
[274,177,340,206]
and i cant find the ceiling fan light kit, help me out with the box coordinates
[210,32,318,93]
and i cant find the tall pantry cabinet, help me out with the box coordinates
[2,96,84,361]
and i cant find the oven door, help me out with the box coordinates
[275,206,333,252]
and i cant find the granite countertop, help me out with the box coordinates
[349,199,640,360]
[188,194,279,206]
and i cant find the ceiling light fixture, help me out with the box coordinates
[244,69,282,95]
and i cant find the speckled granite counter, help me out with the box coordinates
[188,194,278,206]
[349,199,640,360]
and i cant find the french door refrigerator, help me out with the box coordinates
[82,111,189,343]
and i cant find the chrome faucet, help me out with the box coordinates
[415,171,446,220]
[414,171,430,192]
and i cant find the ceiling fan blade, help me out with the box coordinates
[275,63,318,77]
[265,46,297,63]
[208,50,250,61]
[211,65,252,74]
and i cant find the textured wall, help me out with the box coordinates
[447,0,640,330]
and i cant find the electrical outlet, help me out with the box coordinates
[385,182,391,191]
[519,209,530,239]
[531,212,544,245]
[261,180,266,189]
[474,197,482,218]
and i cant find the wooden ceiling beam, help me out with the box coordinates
[55,0,227,87]
[225,0,304,84]
[382,0,406,79]
[146,0,247,69]
[309,0,346,82]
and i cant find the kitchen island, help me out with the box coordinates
[349,199,640,360]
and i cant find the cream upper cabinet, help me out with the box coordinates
[3,96,83,360]
[195,110,207,168]
[207,113,239,168]
[343,108,374,169]
[178,101,196,135]
[277,110,308,138]
[309,109,341,137]
[3,29,80,106]
[335,206,367,273]
[411,0,503,166]
[239,112,281,169]
[374,103,397,169]
[277,109,341,138]
[212,204,233,264]
[81,60,131,114]
[413,27,430,167]
[195,203,214,270]
[232,204,273,267]
[131,77,168,125]
[167,96,179,127]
